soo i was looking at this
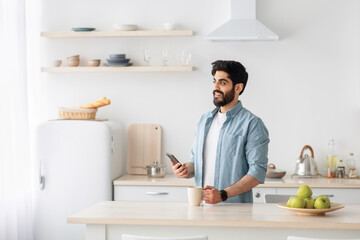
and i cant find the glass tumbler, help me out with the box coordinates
[143,49,152,65]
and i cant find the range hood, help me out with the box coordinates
[205,0,279,41]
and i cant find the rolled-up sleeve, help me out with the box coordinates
[245,117,270,184]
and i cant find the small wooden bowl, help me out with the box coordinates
[67,59,79,67]
[67,55,79,59]
[88,59,101,67]
[266,163,286,178]
[266,171,286,178]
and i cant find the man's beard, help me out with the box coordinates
[213,87,236,107]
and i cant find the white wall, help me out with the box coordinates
[40,0,360,175]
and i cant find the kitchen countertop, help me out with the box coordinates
[113,174,195,186]
[260,176,360,188]
[67,201,360,230]
[113,175,360,188]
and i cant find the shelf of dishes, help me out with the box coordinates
[41,66,194,72]
[41,30,194,38]
[44,53,193,72]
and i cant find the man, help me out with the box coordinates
[172,60,269,204]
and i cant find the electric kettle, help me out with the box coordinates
[293,145,321,177]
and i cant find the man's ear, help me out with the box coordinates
[235,83,244,95]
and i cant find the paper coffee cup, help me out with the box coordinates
[187,186,202,206]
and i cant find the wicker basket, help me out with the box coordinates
[58,107,97,120]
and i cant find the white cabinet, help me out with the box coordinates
[252,187,277,203]
[277,187,360,204]
[254,186,360,204]
[114,186,188,202]
[113,175,194,202]
[114,175,360,204]
[116,186,360,203]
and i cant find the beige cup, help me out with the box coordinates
[187,187,202,206]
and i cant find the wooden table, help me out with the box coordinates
[68,201,360,240]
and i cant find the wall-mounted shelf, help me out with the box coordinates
[41,66,194,72]
[41,30,194,38]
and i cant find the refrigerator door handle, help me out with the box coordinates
[39,160,45,190]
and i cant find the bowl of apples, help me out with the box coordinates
[277,185,344,215]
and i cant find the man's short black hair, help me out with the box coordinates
[211,60,248,95]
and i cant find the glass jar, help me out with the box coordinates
[349,168,357,178]
[326,168,336,178]
[336,166,345,178]
[346,153,356,178]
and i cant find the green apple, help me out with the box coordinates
[304,197,315,209]
[314,196,331,209]
[287,196,295,207]
[290,196,305,208]
[296,185,312,199]
[314,195,326,200]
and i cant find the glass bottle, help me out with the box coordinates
[346,153,357,178]
[326,139,338,178]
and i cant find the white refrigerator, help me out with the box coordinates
[33,120,123,240]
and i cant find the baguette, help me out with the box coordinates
[79,97,111,109]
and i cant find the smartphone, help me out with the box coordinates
[166,152,182,167]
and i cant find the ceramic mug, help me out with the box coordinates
[187,186,202,206]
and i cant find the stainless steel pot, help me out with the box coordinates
[293,145,320,177]
[131,161,166,178]
[145,161,166,178]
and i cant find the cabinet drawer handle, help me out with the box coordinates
[314,194,334,198]
[146,192,169,196]
[255,192,261,198]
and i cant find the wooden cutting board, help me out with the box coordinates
[127,124,162,175]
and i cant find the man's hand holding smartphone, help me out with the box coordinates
[171,162,189,178]
[166,152,192,178]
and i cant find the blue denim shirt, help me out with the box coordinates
[189,101,269,203]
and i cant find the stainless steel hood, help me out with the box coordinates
[205,0,279,41]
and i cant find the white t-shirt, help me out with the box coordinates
[203,111,227,187]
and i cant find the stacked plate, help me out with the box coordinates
[113,24,138,31]
[105,54,132,67]
[71,27,95,32]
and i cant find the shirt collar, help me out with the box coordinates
[209,101,243,119]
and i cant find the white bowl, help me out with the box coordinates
[163,23,176,31]
[53,60,62,67]
[113,24,138,31]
